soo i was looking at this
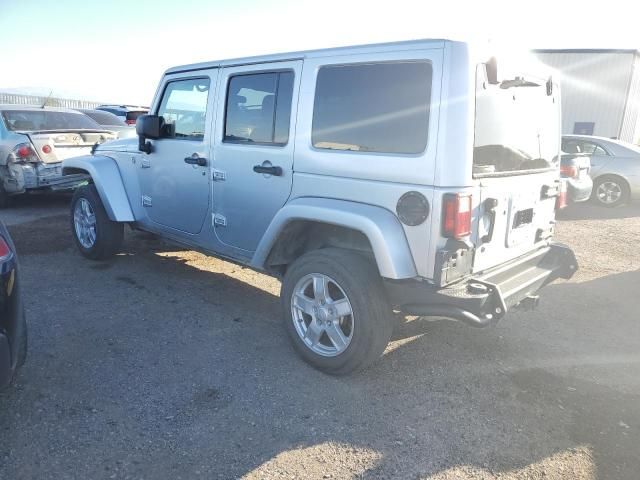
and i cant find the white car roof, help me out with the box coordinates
[164,38,451,75]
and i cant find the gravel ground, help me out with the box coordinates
[0,195,639,480]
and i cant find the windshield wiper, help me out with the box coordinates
[500,77,541,89]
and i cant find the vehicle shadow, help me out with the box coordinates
[557,201,640,220]
[1,220,639,479]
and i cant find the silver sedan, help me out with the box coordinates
[562,134,640,207]
[0,105,116,207]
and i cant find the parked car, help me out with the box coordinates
[77,109,136,139]
[0,220,27,389]
[62,39,577,374]
[560,153,593,203]
[95,105,149,126]
[0,105,117,207]
[562,134,640,207]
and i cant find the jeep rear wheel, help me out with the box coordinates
[281,248,393,375]
[71,184,124,260]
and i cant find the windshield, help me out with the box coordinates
[473,69,560,176]
[1,110,102,131]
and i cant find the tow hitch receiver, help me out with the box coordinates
[516,295,540,311]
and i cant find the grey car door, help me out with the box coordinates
[211,61,301,252]
[137,70,218,234]
[577,139,612,175]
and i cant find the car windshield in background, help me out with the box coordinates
[2,110,102,131]
[81,110,125,126]
[473,74,560,176]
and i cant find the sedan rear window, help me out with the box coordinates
[81,110,125,126]
[1,110,101,131]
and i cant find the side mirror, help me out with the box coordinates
[136,114,164,154]
[136,114,163,139]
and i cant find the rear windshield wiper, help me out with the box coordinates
[500,77,541,89]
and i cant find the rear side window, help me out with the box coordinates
[312,62,432,154]
[224,71,294,145]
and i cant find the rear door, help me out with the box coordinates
[472,71,561,272]
[211,61,301,252]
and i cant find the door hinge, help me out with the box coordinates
[213,213,227,227]
[212,169,226,181]
[141,158,151,168]
[142,195,152,207]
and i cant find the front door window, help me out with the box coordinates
[157,78,210,140]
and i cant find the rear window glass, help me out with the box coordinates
[82,110,125,126]
[312,62,432,154]
[473,70,560,176]
[126,111,147,121]
[1,110,102,131]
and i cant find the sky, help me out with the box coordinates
[0,0,638,105]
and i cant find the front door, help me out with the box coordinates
[212,61,301,251]
[138,71,218,234]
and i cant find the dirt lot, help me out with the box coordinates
[1,195,639,480]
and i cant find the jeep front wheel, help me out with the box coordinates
[281,248,393,375]
[70,184,123,260]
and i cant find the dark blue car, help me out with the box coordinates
[0,220,27,389]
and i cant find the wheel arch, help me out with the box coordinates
[62,155,134,222]
[251,197,417,280]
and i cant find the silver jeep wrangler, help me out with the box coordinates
[63,39,577,374]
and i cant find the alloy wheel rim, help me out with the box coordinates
[291,273,354,357]
[597,181,622,204]
[74,198,97,248]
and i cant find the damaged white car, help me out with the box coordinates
[0,106,117,207]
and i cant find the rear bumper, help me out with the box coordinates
[565,176,593,203]
[385,243,578,327]
[3,162,88,194]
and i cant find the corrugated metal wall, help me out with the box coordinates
[534,52,636,141]
[620,54,640,143]
[0,92,101,109]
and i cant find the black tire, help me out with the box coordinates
[70,184,124,260]
[591,175,630,208]
[281,248,393,375]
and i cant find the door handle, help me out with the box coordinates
[253,165,283,176]
[184,155,207,166]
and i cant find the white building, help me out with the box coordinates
[533,49,640,144]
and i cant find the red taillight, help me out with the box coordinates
[556,182,568,210]
[442,193,472,239]
[17,145,33,158]
[12,143,38,162]
[125,119,136,125]
[560,165,578,178]
[0,236,11,260]
[42,144,52,154]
